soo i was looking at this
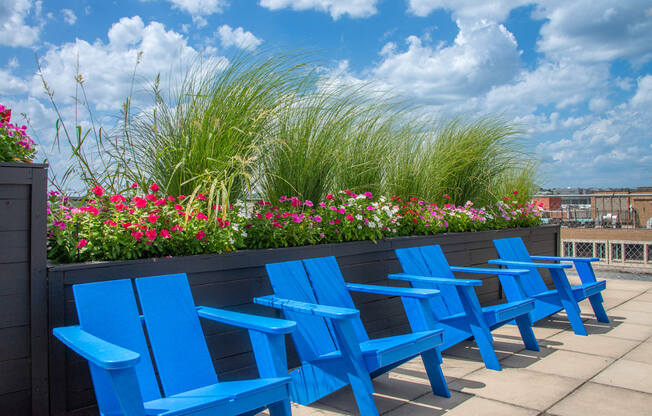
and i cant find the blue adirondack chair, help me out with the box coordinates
[254,256,450,416]
[53,274,296,416]
[490,237,609,336]
[393,245,539,371]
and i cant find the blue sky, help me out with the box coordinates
[2,0,651,189]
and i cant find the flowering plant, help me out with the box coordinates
[0,105,36,162]
[48,186,542,263]
[47,183,245,263]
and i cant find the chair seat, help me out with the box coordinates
[360,330,444,371]
[142,377,290,416]
[483,299,535,326]
[533,280,606,303]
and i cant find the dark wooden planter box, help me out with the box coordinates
[47,224,559,416]
[0,162,48,416]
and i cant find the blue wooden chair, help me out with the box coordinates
[53,274,296,416]
[255,256,450,416]
[393,245,539,371]
[490,237,609,336]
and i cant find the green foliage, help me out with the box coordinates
[0,106,36,162]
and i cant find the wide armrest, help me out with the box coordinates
[346,283,441,299]
[53,326,140,370]
[530,255,599,262]
[449,266,530,276]
[390,273,481,287]
[488,259,572,269]
[254,295,359,320]
[197,306,296,335]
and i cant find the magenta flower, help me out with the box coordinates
[313,215,322,223]
[76,239,88,249]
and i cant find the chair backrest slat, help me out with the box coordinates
[266,261,337,361]
[303,257,369,343]
[73,279,161,415]
[395,245,465,315]
[494,237,548,296]
[135,274,218,397]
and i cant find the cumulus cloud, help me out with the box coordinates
[259,0,378,20]
[0,0,40,47]
[30,16,217,111]
[407,0,530,22]
[61,9,76,25]
[216,25,262,50]
[534,0,652,65]
[369,20,521,106]
[0,68,29,94]
[150,0,226,15]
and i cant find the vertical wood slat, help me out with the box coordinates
[0,163,49,416]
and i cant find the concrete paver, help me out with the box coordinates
[548,382,652,416]
[592,359,652,394]
[500,348,613,380]
[545,331,639,358]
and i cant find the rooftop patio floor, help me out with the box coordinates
[276,271,652,415]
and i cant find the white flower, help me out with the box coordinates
[241,231,248,237]
[368,221,376,228]
[232,223,239,231]
[356,214,363,220]
[357,225,362,229]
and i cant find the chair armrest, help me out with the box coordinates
[530,255,599,262]
[449,266,530,276]
[346,282,441,299]
[390,273,482,287]
[254,295,359,320]
[197,306,296,335]
[488,259,572,269]
[53,326,140,370]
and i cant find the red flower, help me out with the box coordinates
[1,108,11,123]
[110,194,126,203]
[442,194,450,199]
[131,182,138,188]
[265,212,274,219]
[272,221,282,228]
[76,239,88,249]
[195,230,205,240]
[103,220,117,227]
[147,214,159,223]
[196,212,208,220]
[167,196,176,201]
[174,204,183,211]
[91,185,104,197]
[133,197,147,208]
[154,198,167,206]
[145,228,157,241]
[131,231,143,240]
[161,229,171,238]
[345,214,354,222]
[145,193,157,202]
[149,183,159,192]
[171,225,183,232]
[513,190,519,195]
[122,222,132,229]
[178,194,185,199]
[196,194,206,200]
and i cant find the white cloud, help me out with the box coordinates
[30,16,217,111]
[0,0,40,47]
[407,0,530,22]
[259,0,377,20]
[61,9,76,25]
[630,75,652,108]
[0,68,29,94]
[369,20,521,106]
[534,1,652,65]
[139,0,227,17]
[217,25,262,50]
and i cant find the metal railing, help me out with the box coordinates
[561,239,652,267]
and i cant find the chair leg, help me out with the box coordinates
[589,293,609,323]
[421,349,450,398]
[268,399,292,416]
[469,324,502,370]
[348,372,379,416]
[550,268,588,336]
[514,315,539,351]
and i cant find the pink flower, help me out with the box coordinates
[338,208,346,214]
[366,206,375,211]
[513,190,519,195]
[103,220,117,227]
[442,194,450,199]
[161,229,171,238]
[110,195,126,203]
[330,206,337,211]
[178,194,186,199]
[196,194,206,200]
[174,204,183,211]
[115,203,126,211]
[313,215,322,223]
[292,216,302,223]
[196,212,208,220]
[195,230,205,240]
[319,202,327,208]
[76,239,87,249]
[131,231,143,240]
[154,198,166,206]
[133,197,147,208]
[150,183,159,192]
[131,182,138,188]
[91,186,104,197]
[146,194,157,202]
[326,194,334,199]
[265,212,274,219]
[148,214,159,223]
[364,192,373,199]
[167,196,176,201]
[171,225,183,232]
[304,200,313,207]
[145,229,157,242]
[346,214,354,222]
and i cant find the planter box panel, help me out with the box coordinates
[0,390,31,415]
[0,326,30,362]
[0,263,29,296]
[0,184,31,199]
